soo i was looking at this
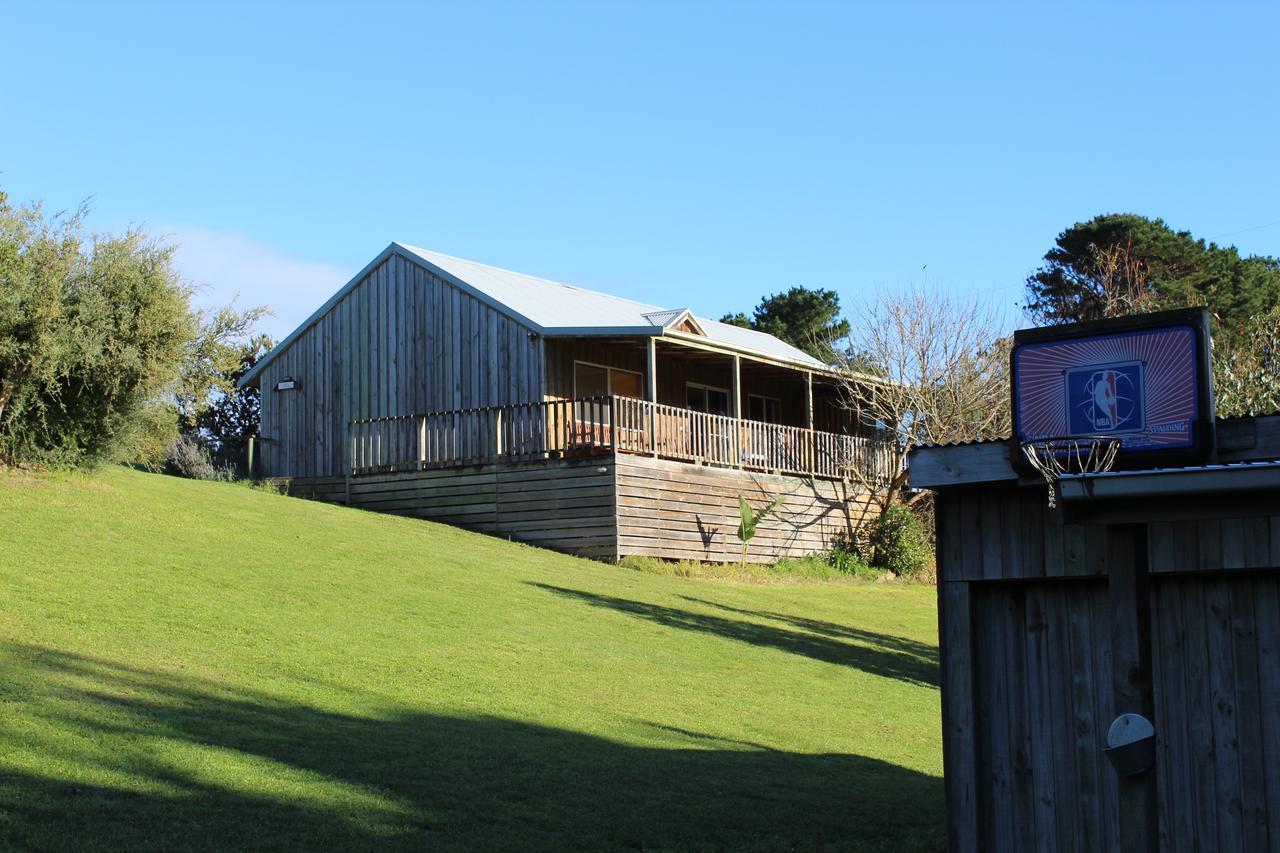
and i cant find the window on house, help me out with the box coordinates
[574,361,645,398]
[573,362,646,428]
[574,363,609,398]
[609,368,644,399]
[747,394,782,424]
[686,383,730,417]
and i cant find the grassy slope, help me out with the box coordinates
[0,467,943,852]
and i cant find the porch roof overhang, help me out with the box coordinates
[543,325,844,377]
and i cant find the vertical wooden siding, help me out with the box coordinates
[258,253,544,478]
[936,485,1280,853]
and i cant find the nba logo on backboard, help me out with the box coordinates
[1065,362,1144,434]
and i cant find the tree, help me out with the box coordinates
[0,192,196,467]
[0,189,270,469]
[832,286,1010,510]
[1024,213,1280,343]
[176,303,270,441]
[721,286,850,362]
[1214,305,1280,418]
[195,332,273,451]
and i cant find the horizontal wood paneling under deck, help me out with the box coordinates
[614,455,874,563]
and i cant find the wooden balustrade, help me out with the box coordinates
[349,395,900,483]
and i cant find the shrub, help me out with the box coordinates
[824,547,878,578]
[0,194,194,468]
[164,434,233,481]
[0,190,267,470]
[865,502,933,580]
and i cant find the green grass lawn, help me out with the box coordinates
[0,466,943,852]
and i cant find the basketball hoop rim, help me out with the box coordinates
[1019,434,1125,450]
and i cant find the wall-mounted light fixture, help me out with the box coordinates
[275,376,300,391]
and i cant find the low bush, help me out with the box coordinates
[164,435,234,482]
[865,502,933,581]
[619,553,863,583]
[823,547,880,579]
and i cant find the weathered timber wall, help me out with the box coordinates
[273,454,872,564]
[278,458,617,560]
[614,455,874,563]
[258,252,544,479]
[934,480,1280,853]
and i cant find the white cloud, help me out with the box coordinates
[162,225,349,340]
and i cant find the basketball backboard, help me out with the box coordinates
[1010,307,1215,474]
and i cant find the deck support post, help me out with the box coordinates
[732,354,742,468]
[806,372,814,472]
[647,336,658,457]
[805,372,814,429]
[493,409,503,461]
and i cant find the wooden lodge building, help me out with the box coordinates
[240,243,894,561]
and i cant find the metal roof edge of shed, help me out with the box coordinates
[238,242,545,388]
[1059,459,1280,502]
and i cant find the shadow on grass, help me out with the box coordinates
[0,642,944,853]
[529,584,939,689]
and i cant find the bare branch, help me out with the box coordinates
[827,285,1011,509]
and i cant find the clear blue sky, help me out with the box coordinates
[4,1,1278,339]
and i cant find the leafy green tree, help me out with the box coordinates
[721,286,850,362]
[0,189,269,469]
[1024,213,1280,344]
[194,332,273,451]
[1214,305,1280,418]
[175,298,270,444]
[0,192,196,467]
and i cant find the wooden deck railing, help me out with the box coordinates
[349,395,899,482]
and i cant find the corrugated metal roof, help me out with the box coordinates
[240,242,840,388]
[398,244,829,368]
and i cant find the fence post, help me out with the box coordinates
[247,435,256,480]
[418,416,427,468]
[494,408,504,461]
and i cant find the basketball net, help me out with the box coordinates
[1021,436,1122,508]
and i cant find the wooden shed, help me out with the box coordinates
[238,243,894,561]
[910,414,1280,852]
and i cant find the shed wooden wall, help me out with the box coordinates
[935,483,1280,853]
[258,252,544,478]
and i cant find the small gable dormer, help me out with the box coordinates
[643,308,706,337]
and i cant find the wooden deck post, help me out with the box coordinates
[806,371,814,473]
[647,336,658,457]
[732,354,742,468]
[805,372,814,429]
